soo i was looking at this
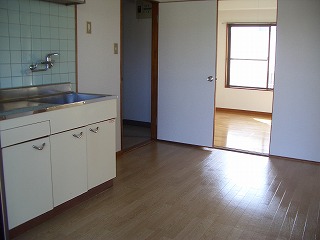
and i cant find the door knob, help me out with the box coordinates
[207,76,214,82]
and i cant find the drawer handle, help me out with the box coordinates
[89,127,99,133]
[72,132,83,139]
[32,143,45,150]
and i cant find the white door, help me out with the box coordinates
[158,1,217,147]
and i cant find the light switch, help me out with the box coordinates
[114,43,118,54]
[86,21,92,34]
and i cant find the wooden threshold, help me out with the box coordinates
[123,119,151,128]
[119,139,154,156]
[214,145,269,157]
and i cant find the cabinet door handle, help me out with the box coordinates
[89,127,99,133]
[72,132,83,139]
[32,143,46,150]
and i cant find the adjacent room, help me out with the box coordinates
[214,0,276,155]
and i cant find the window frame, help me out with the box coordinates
[226,23,276,91]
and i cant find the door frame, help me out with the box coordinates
[151,2,159,140]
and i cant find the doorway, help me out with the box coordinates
[213,0,277,155]
[121,0,152,150]
[121,0,159,151]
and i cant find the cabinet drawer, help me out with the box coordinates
[1,121,50,147]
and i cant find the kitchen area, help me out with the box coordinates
[0,0,121,238]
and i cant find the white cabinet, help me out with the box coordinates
[51,119,116,206]
[0,98,117,229]
[50,127,88,207]
[2,137,53,229]
[87,119,116,189]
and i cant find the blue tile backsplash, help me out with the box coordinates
[0,0,76,90]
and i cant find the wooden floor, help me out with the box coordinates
[214,109,272,154]
[14,142,320,240]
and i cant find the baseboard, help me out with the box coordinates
[116,150,123,158]
[123,119,151,128]
[269,154,320,165]
[215,108,272,117]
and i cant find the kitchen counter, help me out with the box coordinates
[0,83,117,120]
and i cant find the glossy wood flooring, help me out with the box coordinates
[214,109,272,154]
[14,142,320,240]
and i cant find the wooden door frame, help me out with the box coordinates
[212,0,218,148]
[151,2,159,140]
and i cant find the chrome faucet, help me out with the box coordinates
[45,53,59,68]
[30,53,60,72]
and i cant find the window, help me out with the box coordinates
[227,24,277,90]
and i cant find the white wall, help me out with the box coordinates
[270,0,320,162]
[77,0,121,151]
[216,1,276,113]
[122,0,151,123]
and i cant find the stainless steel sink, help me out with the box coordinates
[33,92,109,104]
[0,101,43,112]
[0,83,117,120]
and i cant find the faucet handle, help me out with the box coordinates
[46,53,59,62]
[46,53,59,68]
[47,53,59,57]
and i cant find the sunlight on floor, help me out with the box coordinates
[254,118,272,125]
[226,131,270,154]
[214,110,272,154]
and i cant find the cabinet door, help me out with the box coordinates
[87,119,116,189]
[2,138,53,229]
[50,127,87,207]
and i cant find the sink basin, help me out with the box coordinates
[0,83,116,120]
[0,101,43,112]
[33,92,109,105]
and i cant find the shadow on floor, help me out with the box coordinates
[122,123,151,150]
